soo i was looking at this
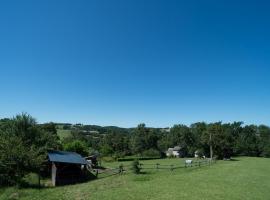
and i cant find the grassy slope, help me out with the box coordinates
[1,157,270,200]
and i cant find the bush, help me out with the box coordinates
[99,144,113,156]
[131,160,140,174]
[63,140,89,156]
[262,145,270,158]
[117,157,161,162]
[112,152,126,160]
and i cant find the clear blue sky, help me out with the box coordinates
[0,0,269,127]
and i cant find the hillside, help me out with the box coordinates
[1,157,270,200]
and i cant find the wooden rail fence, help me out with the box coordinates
[92,158,216,178]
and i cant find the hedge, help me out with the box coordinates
[117,157,161,162]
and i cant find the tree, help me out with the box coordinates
[131,124,148,155]
[101,131,130,156]
[0,113,60,186]
[63,140,89,157]
[236,125,262,157]
[190,122,208,157]
[257,125,270,157]
[100,144,114,156]
[131,159,140,174]
[131,124,161,156]
[170,125,195,157]
[40,122,57,135]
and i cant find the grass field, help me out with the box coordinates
[1,157,270,200]
[56,129,71,140]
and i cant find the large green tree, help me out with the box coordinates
[0,113,59,186]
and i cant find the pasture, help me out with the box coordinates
[1,157,270,200]
[56,129,72,140]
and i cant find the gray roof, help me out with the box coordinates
[173,146,181,151]
[48,150,87,165]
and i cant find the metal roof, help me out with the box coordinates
[48,150,87,165]
[173,146,181,151]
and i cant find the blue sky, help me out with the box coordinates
[0,0,269,127]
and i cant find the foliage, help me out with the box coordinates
[63,140,89,157]
[101,156,115,162]
[2,157,270,200]
[58,121,270,160]
[0,113,60,186]
[142,149,161,157]
[131,159,140,174]
[170,125,195,157]
[1,113,270,187]
[131,124,159,155]
[117,157,161,162]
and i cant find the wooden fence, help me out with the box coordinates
[93,158,216,178]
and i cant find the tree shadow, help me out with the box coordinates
[139,171,151,175]
[228,158,239,161]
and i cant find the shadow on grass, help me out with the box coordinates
[19,181,43,189]
[138,171,152,175]
[132,173,153,182]
[229,158,240,161]
[17,170,98,189]
[222,158,239,162]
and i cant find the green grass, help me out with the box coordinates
[56,129,71,140]
[1,157,270,200]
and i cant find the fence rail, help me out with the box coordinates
[92,158,216,179]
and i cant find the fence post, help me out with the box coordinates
[156,163,159,170]
[38,170,41,189]
[96,170,99,178]
[119,164,123,175]
[199,161,200,167]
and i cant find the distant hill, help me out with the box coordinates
[55,123,168,135]
[54,123,169,140]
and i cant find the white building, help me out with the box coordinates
[166,146,181,157]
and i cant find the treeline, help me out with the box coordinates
[60,123,131,135]
[62,122,270,160]
[1,113,270,186]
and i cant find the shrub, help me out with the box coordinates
[131,160,140,174]
[117,157,161,162]
[63,140,89,156]
[99,144,113,156]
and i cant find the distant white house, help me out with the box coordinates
[194,150,205,159]
[194,150,199,158]
[161,128,171,133]
[166,146,181,157]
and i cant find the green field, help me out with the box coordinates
[1,157,270,200]
[56,129,71,140]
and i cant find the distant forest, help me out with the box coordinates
[1,113,270,186]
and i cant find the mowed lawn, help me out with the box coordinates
[1,157,270,200]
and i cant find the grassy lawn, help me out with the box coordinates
[1,157,270,200]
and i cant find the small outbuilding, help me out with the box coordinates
[48,150,89,186]
[166,146,182,157]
